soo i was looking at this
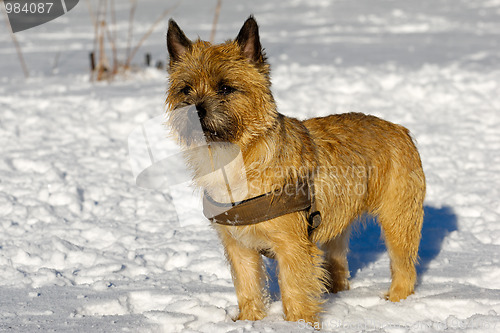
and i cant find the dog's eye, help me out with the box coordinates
[180,85,192,95]
[218,85,236,96]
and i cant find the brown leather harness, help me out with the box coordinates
[202,178,322,238]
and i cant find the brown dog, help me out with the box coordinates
[165,16,425,324]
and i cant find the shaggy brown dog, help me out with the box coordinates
[165,16,425,324]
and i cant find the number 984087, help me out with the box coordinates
[5,2,54,14]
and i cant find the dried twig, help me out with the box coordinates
[86,0,100,81]
[124,1,181,69]
[86,0,181,80]
[125,0,137,66]
[1,1,29,78]
[97,19,109,80]
[109,0,118,74]
[85,0,97,26]
[210,0,222,43]
[52,51,61,75]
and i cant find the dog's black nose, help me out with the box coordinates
[195,103,207,121]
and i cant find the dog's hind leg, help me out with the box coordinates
[322,227,351,293]
[377,171,425,302]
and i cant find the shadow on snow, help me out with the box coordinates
[264,205,458,300]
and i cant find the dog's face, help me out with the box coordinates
[165,17,277,148]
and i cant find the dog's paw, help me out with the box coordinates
[385,285,414,302]
[236,309,267,321]
[326,278,350,293]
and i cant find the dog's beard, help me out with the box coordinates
[168,105,206,146]
[168,105,239,146]
[183,141,249,203]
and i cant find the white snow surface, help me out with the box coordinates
[1,0,500,332]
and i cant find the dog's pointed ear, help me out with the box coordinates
[235,16,264,63]
[167,19,192,63]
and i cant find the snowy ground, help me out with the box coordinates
[1,0,500,332]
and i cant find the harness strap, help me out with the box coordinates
[307,177,322,237]
[202,178,321,237]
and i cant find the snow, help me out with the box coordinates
[1,0,500,331]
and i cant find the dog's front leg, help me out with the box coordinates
[269,218,327,324]
[217,227,267,321]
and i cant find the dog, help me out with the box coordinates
[165,16,425,324]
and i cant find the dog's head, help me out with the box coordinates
[165,17,277,148]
